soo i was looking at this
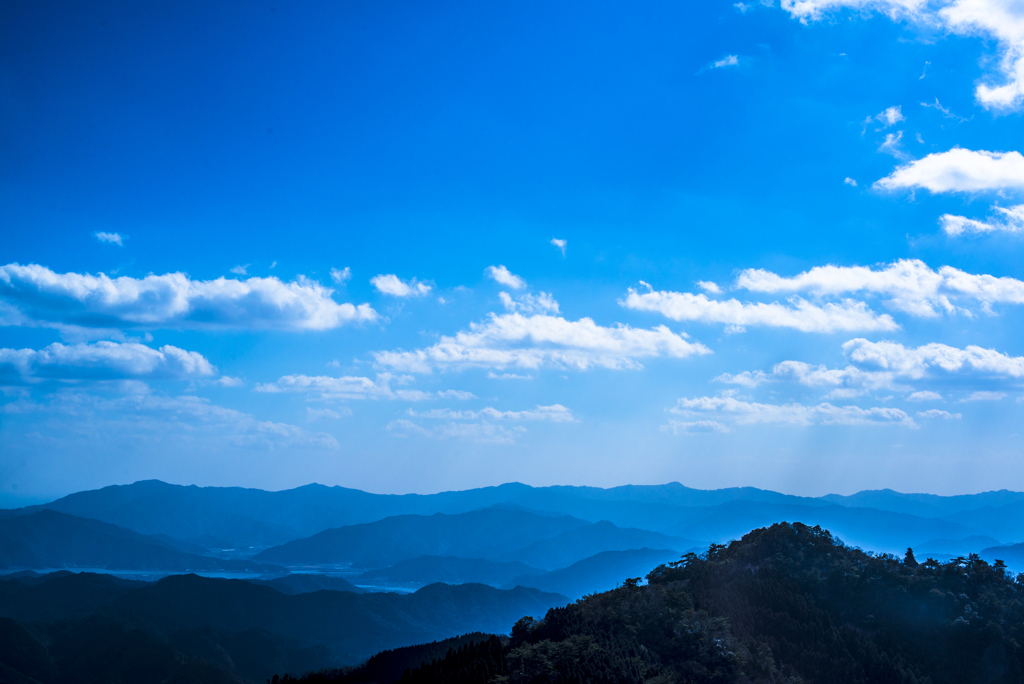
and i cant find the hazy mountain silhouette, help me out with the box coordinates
[0,570,566,682]
[495,520,697,570]
[354,556,545,588]
[253,509,590,567]
[0,510,282,573]
[249,574,366,595]
[504,547,682,600]
[7,480,1024,563]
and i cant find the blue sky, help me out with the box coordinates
[3,0,1024,504]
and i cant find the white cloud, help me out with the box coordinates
[735,259,1024,317]
[844,177,858,187]
[306,407,350,420]
[499,291,560,315]
[486,265,526,290]
[876,149,1024,193]
[388,403,574,443]
[373,312,710,373]
[0,341,215,382]
[917,409,961,419]
[256,373,437,401]
[4,392,339,450]
[408,404,575,422]
[908,390,943,401]
[781,0,1024,111]
[941,204,1024,236]
[711,54,740,68]
[843,338,1024,379]
[621,284,898,333]
[487,371,533,380]
[94,232,123,246]
[387,419,525,444]
[230,264,250,276]
[436,390,477,400]
[878,131,908,159]
[874,105,905,127]
[697,281,722,294]
[671,394,916,427]
[551,238,567,256]
[961,390,1007,401]
[331,267,351,284]
[663,419,732,434]
[370,274,431,297]
[0,263,378,331]
[270,261,278,269]
[714,370,770,388]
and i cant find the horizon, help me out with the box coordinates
[4,0,1024,505]
[11,476,1024,510]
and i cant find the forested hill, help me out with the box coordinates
[280,522,1024,684]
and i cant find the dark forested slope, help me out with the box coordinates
[280,522,1024,684]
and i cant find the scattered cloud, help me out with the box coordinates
[408,404,575,422]
[875,148,1024,193]
[941,204,1024,236]
[714,370,770,388]
[671,394,916,427]
[0,341,216,382]
[3,392,339,450]
[94,232,123,246]
[374,311,710,373]
[874,105,905,127]
[216,376,245,388]
[255,373,442,401]
[331,267,351,284]
[0,263,378,331]
[230,264,250,276]
[306,407,350,420]
[878,131,908,159]
[844,177,858,187]
[487,371,533,380]
[920,98,969,122]
[711,54,740,69]
[907,390,943,401]
[663,419,732,435]
[698,281,722,294]
[386,419,525,444]
[622,283,898,333]
[499,291,560,315]
[270,261,278,269]
[781,0,1024,111]
[735,259,1024,317]
[436,390,477,400]
[551,238,567,256]
[960,390,1007,402]
[843,338,1024,380]
[486,265,526,290]
[370,274,432,297]
[917,409,961,419]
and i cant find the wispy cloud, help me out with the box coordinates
[781,0,1024,111]
[94,232,123,246]
[550,238,567,256]
[331,267,351,284]
[670,394,916,427]
[941,205,1024,237]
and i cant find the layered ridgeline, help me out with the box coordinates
[5,479,1024,560]
[0,571,565,683]
[278,523,1024,684]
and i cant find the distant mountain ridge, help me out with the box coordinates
[4,479,1023,559]
[0,510,282,573]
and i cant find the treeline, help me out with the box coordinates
[278,522,1024,683]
